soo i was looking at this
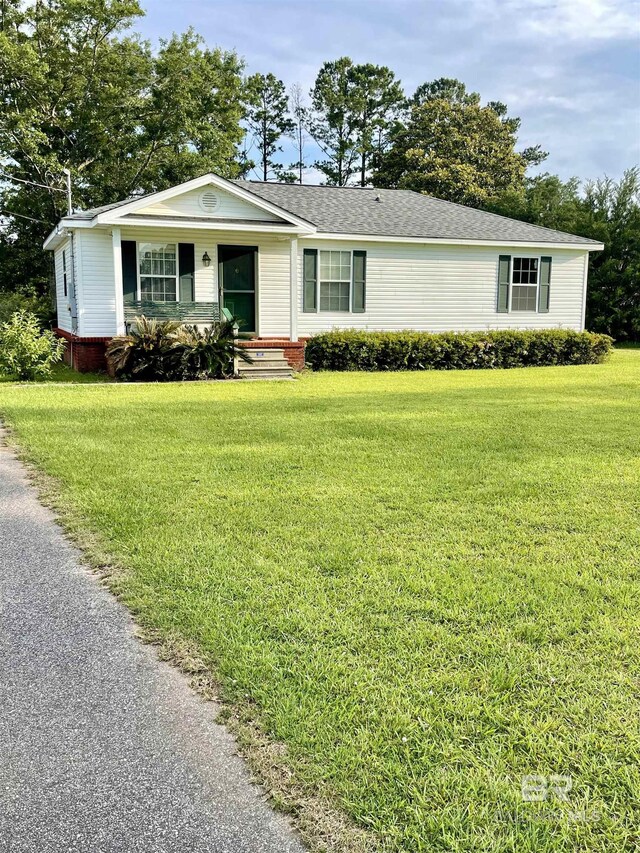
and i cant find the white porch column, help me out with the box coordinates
[112,226,125,335]
[289,236,298,342]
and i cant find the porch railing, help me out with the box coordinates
[123,301,220,325]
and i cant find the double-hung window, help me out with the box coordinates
[139,243,177,302]
[510,257,538,311]
[319,250,351,312]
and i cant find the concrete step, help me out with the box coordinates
[245,348,285,360]
[239,359,292,375]
[241,374,293,381]
[241,357,289,368]
[238,346,293,380]
[240,370,293,381]
[238,357,290,367]
[238,361,291,373]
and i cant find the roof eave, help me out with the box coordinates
[100,214,315,234]
[43,223,74,250]
[305,232,604,250]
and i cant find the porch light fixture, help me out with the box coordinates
[202,251,211,267]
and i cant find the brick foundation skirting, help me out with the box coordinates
[54,329,111,373]
[54,329,307,374]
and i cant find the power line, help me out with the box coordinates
[0,171,67,193]
[0,209,52,224]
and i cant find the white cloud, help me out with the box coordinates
[504,89,589,113]
[143,0,640,180]
[520,0,639,42]
[453,0,639,42]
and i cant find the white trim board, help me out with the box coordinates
[100,216,312,234]
[96,174,317,231]
[303,233,604,251]
[47,224,603,253]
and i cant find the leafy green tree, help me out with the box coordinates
[411,77,479,107]
[245,72,295,181]
[139,30,247,190]
[488,173,582,232]
[580,169,640,340]
[307,57,361,186]
[376,79,546,206]
[348,64,405,186]
[0,1,247,295]
[0,286,53,327]
[308,58,405,186]
[491,169,640,340]
[410,79,546,170]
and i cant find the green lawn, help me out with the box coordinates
[0,352,638,852]
[0,363,110,383]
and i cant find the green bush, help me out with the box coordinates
[305,329,614,371]
[106,317,183,381]
[0,289,53,327]
[106,315,252,381]
[173,323,253,379]
[0,310,65,380]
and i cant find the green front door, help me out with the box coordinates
[219,245,257,333]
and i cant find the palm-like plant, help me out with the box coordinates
[174,320,254,379]
[106,316,253,381]
[106,317,183,380]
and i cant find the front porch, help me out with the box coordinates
[122,301,307,369]
[111,227,301,342]
[123,301,220,326]
[54,325,306,374]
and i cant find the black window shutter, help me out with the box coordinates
[121,240,137,304]
[497,255,511,313]
[303,248,317,312]
[178,243,195,303]
[538,256,551,313]
[62,249,67,297]
[352,250,366,313]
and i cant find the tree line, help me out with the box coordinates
[0,0,637,339]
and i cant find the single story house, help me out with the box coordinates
[44,172,604,371]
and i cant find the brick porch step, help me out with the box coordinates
[240,340,306,372]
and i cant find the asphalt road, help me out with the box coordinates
[0,436,305,853]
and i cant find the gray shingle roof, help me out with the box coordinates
[236,181,600,246]
[61,175,600,247]
[65,193,157,220]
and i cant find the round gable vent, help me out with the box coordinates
[199,189,220,213]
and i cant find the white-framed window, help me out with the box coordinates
[138,242,177,302]
[510,257,539,312]
[319,250,351,312]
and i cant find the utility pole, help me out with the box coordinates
[62,168,72,214]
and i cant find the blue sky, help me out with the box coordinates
[139,0,640,185]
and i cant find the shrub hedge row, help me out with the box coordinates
[305,329,613,371]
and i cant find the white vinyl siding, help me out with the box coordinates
[57,227,590,340]
[53,238,73,332]
[297,242,588,335]
[71,226,291,338]
[73,229,117,336]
